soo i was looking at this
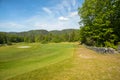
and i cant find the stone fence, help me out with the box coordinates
[85,45,120,54]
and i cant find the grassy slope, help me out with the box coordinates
[0,44,120,80]
[0,43,74,80]
[8,44,120,80]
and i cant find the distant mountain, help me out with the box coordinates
[0,29,80,44]
[7,29,79,36]
[50,29,79,35]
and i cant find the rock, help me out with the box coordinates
[107,48,116,54]
[118,45,120,53]
[86,46,117,54]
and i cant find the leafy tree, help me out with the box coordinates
[79,0,120,48]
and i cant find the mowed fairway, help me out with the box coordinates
[0,43,120,80]
[0,43,74,80]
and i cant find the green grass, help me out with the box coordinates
[0,43,120,80]
[0,43,74,80]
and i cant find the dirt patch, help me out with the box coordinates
[79,54,95,59]
[76,47,96,59]
[17,46,31,48]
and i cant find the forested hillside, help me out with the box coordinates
[79,0,120,48]
[0,29,79,44]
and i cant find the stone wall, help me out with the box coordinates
[85,46,118,54]
[118,45,120,53]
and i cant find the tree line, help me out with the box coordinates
[0,29,80,45]
[78,0,120,48]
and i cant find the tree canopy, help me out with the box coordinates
[79,0,120,48]
[0,29,80,45]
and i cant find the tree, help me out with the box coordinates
[79,0,120,48]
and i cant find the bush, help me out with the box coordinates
[7,42,12,45]
[41,40,48,44]
[104,41,117,49]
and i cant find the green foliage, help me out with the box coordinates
[0,32,24,44]
[0,29,80,45]
[0,32,7,44]
[79,0,120,48]
[41,40,48,44]
[52,37,61,43]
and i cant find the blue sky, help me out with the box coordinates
[0,0,83,32]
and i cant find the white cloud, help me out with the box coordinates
[61,0,71,11]
[57,11,78,22]
[26,0,80,30]
[31,22,64,31]
[34,23,47,27]
[0,22,27,32]
[58,16,69,21]
[0,22,25,28]
[42,7,52,14]
[69,11,78,17]
[54,0,71,16]
[42,0,80,18]
[42,0,74,17]
[72,0,76,7]
[0,0,81,32]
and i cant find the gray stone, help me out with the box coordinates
[86,46,117,54]
[118,45,120,53]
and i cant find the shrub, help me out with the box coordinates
[41,40,48,44]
